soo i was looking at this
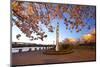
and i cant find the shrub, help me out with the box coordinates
[59,44,73,50]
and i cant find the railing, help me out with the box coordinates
[12,46,55,53]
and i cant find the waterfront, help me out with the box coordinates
[12,46,54,53]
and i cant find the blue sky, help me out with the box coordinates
[12,3,96,44]
[12,16,95,44]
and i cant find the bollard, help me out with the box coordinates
[28,48,31,52]
[19,49,22,53]
[35,48,37,51]
[39,47,41,51]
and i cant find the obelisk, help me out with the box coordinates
[56,22,59,51]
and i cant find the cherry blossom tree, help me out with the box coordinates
[11,1,96,41]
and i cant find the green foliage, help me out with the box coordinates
[59,44,74,51]
[73,41,96,50]
[59,41,96,51]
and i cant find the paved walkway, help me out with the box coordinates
[12,49,96,66]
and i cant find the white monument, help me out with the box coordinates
[56,22,59,51]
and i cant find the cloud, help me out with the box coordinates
[80,28,96,43]
[63,38,78,45]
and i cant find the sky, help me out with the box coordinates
[12,2,96,45]
[12,17,95,44]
